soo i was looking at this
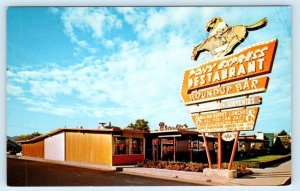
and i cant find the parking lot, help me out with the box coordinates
[7,157,202,186]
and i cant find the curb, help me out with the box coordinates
[9,155,117,172]
[282,177,291,186]
[122,167,232,185]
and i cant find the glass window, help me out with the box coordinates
[114,137,143,155]
[114,137,128,155]
[132,138,143,154]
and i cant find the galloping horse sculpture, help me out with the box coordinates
[191,17,268,61]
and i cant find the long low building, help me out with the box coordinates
[19,126,272,166]
[18,127,147,166]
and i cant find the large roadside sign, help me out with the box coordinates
[183,17,278,169]
[181,17,277,133]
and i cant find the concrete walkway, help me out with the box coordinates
[8,155,291,186]
[121,167,226,185]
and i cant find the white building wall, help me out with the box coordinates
[255,132,274,147]
[255,132,264,140]
[45,132,65,161]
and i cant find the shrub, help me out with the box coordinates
[157,161,168,169]
[185,163,205,172]
[137,160,252,178]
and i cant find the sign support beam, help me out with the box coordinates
[218,132,222,169]
[228,130,240,170]
[228,94,248,170]
[202,133,212,168]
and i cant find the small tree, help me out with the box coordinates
[15,132,42,141]
[278,130,288,136]
[272,137,286,154]
[127,119,149,131]
[127,123,135,129]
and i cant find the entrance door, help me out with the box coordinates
[161,138,174,161]
[152,138,161,161]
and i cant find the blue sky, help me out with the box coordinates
[6,7,291,136]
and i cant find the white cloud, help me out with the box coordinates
[60,7,122,53]
[7,31,194,126]
[7,84,24,97]
[117,7,205,42]
[102,39,114,48]
[27,105,77,117]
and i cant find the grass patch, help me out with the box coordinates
[235,154,291,168]
[241,154,291,162]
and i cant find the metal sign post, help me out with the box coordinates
[202,133,212,168]
[228,130,240,170]
[228,94,249,170]
[218,132,222,169]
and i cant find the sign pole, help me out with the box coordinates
[228,94,248,170]
[218,132,222,169]
[202,133,212,168]
[228,130,240,170]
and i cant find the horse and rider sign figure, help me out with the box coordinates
[181,17,277,133]
[180,17,278,169]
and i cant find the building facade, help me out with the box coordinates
[19,126,273,165]
[19,128,147,166]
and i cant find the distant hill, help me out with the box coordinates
[7,136,19,142]
[7,136,22,153]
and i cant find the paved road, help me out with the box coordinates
[7,158,202,186]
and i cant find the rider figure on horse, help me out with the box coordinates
[206,17,228,45]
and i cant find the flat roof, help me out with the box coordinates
[151,129,199,135]
[18,127,149,143]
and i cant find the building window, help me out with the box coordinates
[114,137,143,155]
[114,137,128,155]
[192,141,204,151]
[131,138,143,154]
